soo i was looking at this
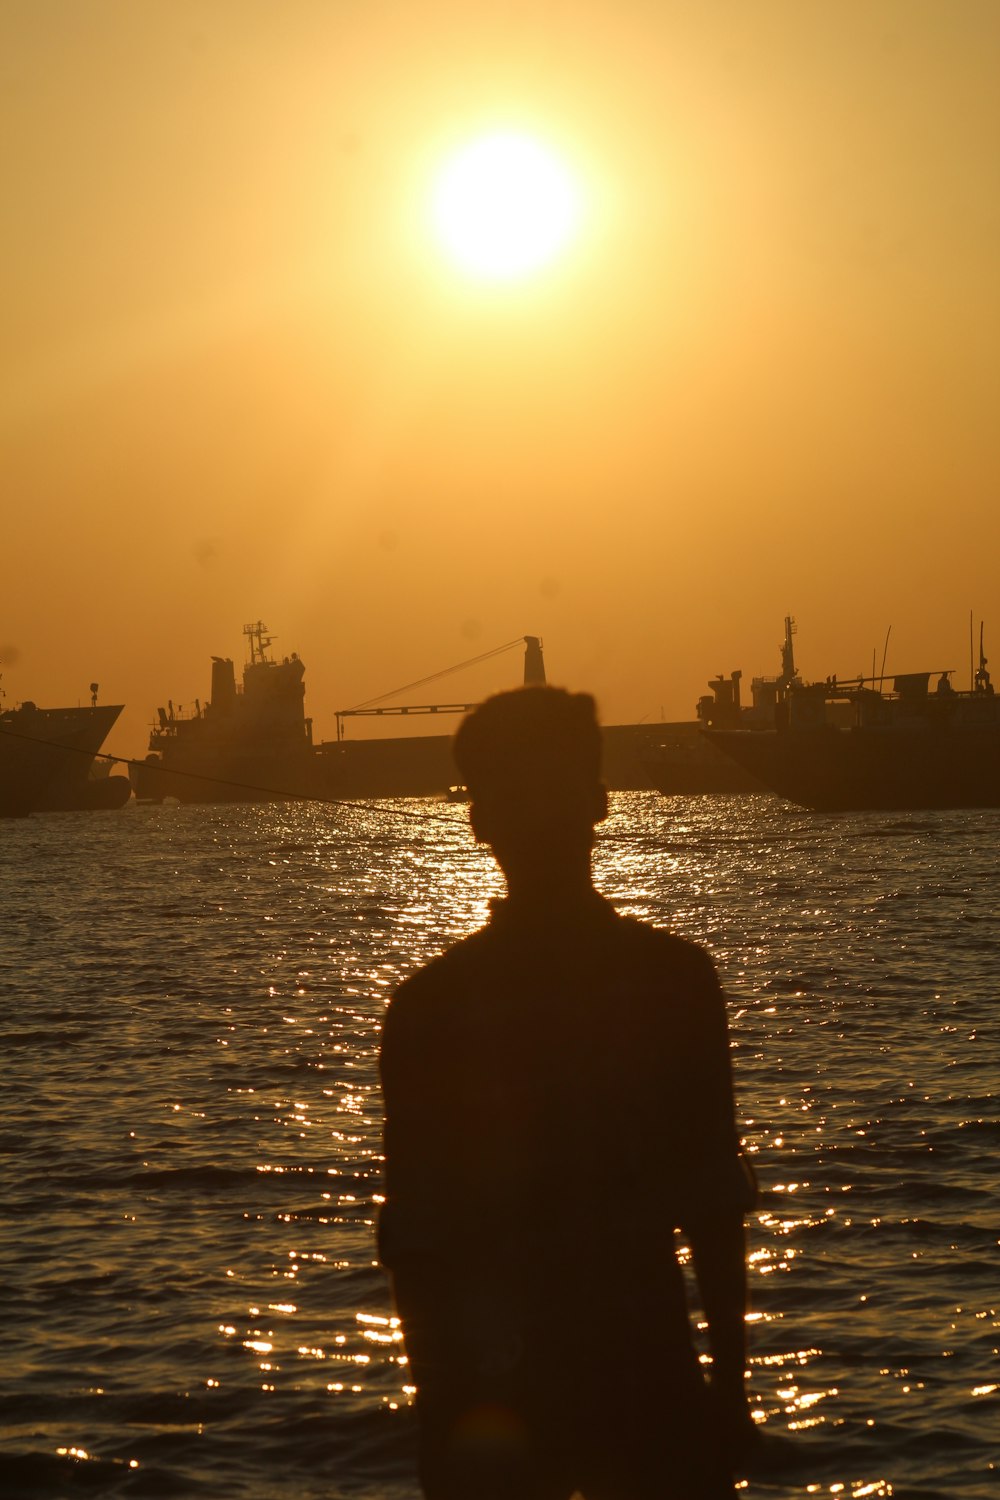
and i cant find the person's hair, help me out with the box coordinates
[453,686,601,802]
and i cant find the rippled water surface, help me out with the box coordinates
[1,793,997,1499]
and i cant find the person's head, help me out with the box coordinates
[453,686,608,885]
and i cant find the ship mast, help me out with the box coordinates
[244,621,274,667]
[778,615,798,688]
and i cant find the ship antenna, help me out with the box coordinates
[780,615,798,685]
[878,626,891,692]
[244,621,274,665]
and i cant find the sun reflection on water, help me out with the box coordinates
[4,795,996,1497]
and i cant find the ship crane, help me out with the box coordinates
[334,636,545,740]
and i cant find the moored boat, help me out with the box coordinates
[313,636,697,798]
[130,623,317,804]
[314,636,548,800]
[1,693,129,817]
[708,634,1000,811]
[644,616,801,796]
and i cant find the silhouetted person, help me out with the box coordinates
[379,687,757,1499]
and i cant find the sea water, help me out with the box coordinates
[1,793,997,1500]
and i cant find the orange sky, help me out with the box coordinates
[3,0,998,756]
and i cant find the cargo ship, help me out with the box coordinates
[130,622,317,803]
[1,687,130,817]
[131,630,555,805]
[130,626,728,806]
[313,636,686,798]
[315,636,546,799]
[708,629,1000,811]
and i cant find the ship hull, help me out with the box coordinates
[708,725,1000,812]
[313,735,457,801]
[643,728,766,795]
[1,705,125,817]
[313,722,688,800]
[131,746,318,804]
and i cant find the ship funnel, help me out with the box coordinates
[211,656,237,715]
[523,636,546,686]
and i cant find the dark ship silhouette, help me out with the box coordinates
[313,636,693,798]
[709,625,1000,811]
[314,635,547,799]
[643,616,802,795]
[130,628,690,805]
[130,622,316,803]
[1,679,130,817]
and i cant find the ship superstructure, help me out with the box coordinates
[644,617,802,795]
[131,622,315,803]
[709,624,1000,810]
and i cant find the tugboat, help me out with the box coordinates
[131,622,317,804]
[708,625,1000,811]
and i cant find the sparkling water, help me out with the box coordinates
[2,793,997,1498]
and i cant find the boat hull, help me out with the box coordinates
[131,746,319,804]
[643,730,766,795]
[1,705,125,816]
[708,725,1000,811]
[313,722,695,800]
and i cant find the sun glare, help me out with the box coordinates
[431,131,582,283]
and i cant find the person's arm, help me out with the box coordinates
[686,1205,757,1457]
[672,943,758,1457]
[378,980,446,1269]
[379,980,454,1388]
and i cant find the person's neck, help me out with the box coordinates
[501,862,598,912]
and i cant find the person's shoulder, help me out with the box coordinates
[388,926,493,1016]
[615,912,716,979]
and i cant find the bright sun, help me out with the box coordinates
[431,131,582,282]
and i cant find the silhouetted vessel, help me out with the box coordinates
[644,617,802,795]
[130,623,316,804]
[314,636,549,799]
[708,630,1000,811]
[1,689,130,817]
[130,631,681,806]
[311,636,685,797]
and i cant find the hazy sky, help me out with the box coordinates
[3,0,998,756]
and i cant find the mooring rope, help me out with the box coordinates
[0,723,465,825]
